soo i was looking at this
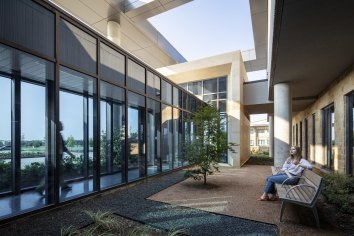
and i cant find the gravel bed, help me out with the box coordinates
[0,171,277,236]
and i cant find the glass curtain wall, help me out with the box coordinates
[0,0,202,221]
[100,82,125,188]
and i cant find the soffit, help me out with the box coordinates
[271,0,354,101]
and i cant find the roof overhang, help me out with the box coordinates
[269,0,354,111]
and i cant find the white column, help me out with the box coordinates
[268,114,274,158]
[274,83,292,166]
[107,21,121,46]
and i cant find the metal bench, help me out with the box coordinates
[271,166,323,228]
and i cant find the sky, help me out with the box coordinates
[149,0,267,121]
[149,0,254,61]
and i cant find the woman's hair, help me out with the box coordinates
[289,146,302,165]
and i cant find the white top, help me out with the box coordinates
[281,158,313,176]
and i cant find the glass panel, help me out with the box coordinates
[173,87,180,107]
[182,92,188,110]
[100,82,125,188]
[161,105,173,171]
[203,94,217,102]
[173,108,182,168]
[100,43,125,86]
[60,19,97,74]
[127,60,145,93]
[203,78,217,94]
[189,81,202,95]
[21,82,45,190]
[219,100,227,113]
[161,80,172,104]
[180,83,187,90]
[59,67,96,201]
[147,71,160,99]
[219,92,227,99]
[0,0,54,57]
[128,92,146,181]
[0,76,12,194]
[182,112,191,166]
[147,99,161,176]
[219,77,227,92]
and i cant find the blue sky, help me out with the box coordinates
[149,0,254,61]
[149,0,267,121]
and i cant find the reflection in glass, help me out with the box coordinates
[203,78,217,94]
[147,99,161,176]
[162,105,173,171]
[0,44,54,219]
[127,60,145,93]
[59,67,96,200]
[128,92,146,181]
[0,76,12,193]
[21,82,45,189]
[147,71,160,99]
[161,80,172,104]
[173,87,180,107]
[100,82,125,188]
[100,43,125,86]
[173,108,182,168]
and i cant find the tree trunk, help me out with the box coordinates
[203,173,207,185]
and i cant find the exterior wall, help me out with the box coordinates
[158,52,251,167]
[250,125,269,152]
[292,66,354,173]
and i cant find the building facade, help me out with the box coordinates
[0,0,202,221]
[157,52,250,167]
[250,119,269,153]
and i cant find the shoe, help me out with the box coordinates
[257,196,269,201]
[269,195,279,201]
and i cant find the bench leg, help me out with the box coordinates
[312,207,320,228]
[280,201,286,222]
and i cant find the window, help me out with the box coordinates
[300,121,303,151]
[60,19,96,74]
[127,60,145,93]
[100,81,125,188]
[161,80,172,104]
[100,43,125,86]
[127,92,146,181]
[146,99,161,176]
[296,124,298,146]
[322,104,335,169]
[147,72,160,99]
[60,67,97,201]
[312,113,316,161]
[0,44,54,218]
[189,81,202,95]
[346,91,354,175]
[161,105,173,171]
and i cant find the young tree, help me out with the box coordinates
[183,105,235,185]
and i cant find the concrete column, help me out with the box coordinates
[268,114,274,158]
[274,83,292,166]
[107,21,121,46]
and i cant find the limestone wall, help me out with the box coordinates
[292,66,354,173]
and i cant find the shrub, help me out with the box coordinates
[323,172,354,214]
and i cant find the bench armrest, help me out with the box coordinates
[285,184,317,198]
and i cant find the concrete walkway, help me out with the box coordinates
[149,165,344,236]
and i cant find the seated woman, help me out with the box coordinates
[257,146,313,201]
